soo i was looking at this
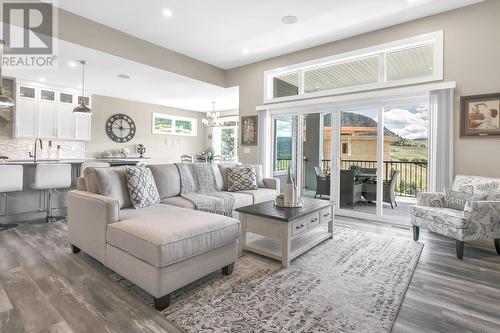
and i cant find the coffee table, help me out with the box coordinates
[235,198,334,267]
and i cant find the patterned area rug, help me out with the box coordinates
[111,226,423,333]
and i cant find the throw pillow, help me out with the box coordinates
[126,166,161,209]
[443,190,487,211]
[242,164,265,188]
[227,167,258,192]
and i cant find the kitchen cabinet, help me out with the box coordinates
[14,82,91,141]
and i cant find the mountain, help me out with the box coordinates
[323,112,398,137]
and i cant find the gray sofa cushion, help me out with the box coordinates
[83,167,100,194]
[223,191,253,208]
[148,164,181,198]
[109,204,239,268]
[93,166,132,209]
[161,196,195,209]
[238,188,277,204]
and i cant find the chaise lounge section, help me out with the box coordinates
[68,163,279,310]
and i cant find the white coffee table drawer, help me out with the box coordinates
[292,218,308,237]
[307,212,320,228]
[320,207,333,223]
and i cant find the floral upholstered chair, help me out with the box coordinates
[410,175,500,259]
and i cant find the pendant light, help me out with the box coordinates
[0,40,14,109]
[73,60,91,114]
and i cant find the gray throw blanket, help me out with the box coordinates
[176,163,235,216]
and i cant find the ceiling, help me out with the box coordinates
[57,0,482,69]
[3,40,239,112]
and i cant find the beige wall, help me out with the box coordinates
[86,95,208,164]
[226,0,500,178]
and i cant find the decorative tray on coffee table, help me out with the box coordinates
[274,199,304,208]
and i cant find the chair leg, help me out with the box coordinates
[222,263,234,276]
[412,226,419,241]
[153,293,171,311]
[314,193,317,199]
[494,239,500,255]
[394,200,398,207]
[390,202,394,209]
[456,240,465,260]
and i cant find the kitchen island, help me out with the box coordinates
[0,157,149,223]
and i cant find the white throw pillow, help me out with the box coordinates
[126,166,161,209]
[227,167,258,192]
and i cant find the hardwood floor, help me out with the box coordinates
[1,218,499,332]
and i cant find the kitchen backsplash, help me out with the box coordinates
[0,137,86,160]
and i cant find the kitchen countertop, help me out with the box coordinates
[0,157,150,165]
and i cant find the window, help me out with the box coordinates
[264,31,443,103]
[220,117,239,157]
[342,143,349,155]
[152,113,197,136]
[41,90,55,101]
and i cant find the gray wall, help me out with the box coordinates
[87,95,208,164]
[226,0,500,178]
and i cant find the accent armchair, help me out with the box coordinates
[410,175,500,259]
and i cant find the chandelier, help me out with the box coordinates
[202,101,221,127]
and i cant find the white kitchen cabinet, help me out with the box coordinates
[57,102,75,139]
[38,89,57,138]
[74,113,91,141]
[15,85,38,138]
[14,83,92,141]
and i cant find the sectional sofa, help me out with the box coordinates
[68,163,279,310]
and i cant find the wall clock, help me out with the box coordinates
[106,114,136,143]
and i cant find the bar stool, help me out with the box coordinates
[31,164,72,223]
[0,165,23,231]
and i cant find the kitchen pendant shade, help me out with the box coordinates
[73,102,92,114]
[73,60,91,114]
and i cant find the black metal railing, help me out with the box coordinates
[276,158,428,197]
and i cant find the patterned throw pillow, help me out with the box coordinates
[443,190,486,211]
[227,167,258,192]
[126,166,161,209]
[444,190,471,211]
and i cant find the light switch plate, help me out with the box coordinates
[243,148,251,154]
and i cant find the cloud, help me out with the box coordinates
[384,108,428,139]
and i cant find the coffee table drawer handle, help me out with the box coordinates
[323,212,330,217]
[296,224,305,230]
[311,217,318,223]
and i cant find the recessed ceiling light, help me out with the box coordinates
[68,61,77,67]
[117,74,131,79]
[241,48,249,54]
[162,8,173,17]
[38,77,46,82]
[281,15,298,25]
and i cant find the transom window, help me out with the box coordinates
[264,31,443,103]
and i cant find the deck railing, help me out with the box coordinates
[275,158,428,197]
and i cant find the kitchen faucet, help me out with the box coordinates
[29,138,43,162]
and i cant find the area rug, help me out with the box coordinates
[111,226,423,333]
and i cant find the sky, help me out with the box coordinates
[275,105,429,140]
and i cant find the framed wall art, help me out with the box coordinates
[241,115,258,146]
[460,93,500,137]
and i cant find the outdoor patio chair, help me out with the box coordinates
[314,166,330,198]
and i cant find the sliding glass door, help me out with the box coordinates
[333,99,429,223]
[273,115,300,192]
[338,108,379,216]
